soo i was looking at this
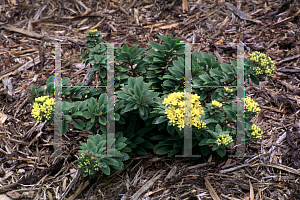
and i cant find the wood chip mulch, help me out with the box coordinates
[0,0,300,199]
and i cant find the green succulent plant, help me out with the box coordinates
[30,31,275,177]
[78,132,131,177]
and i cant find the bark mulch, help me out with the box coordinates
[0,0,300,199]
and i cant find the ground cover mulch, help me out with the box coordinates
[0,0,300,199]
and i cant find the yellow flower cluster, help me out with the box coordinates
[163,92,206,131]
[224,87,233,93]
[250,124,263,139]
[31,95,55,123]
[78,153,101,175]
[249,52,275,77]
[89,29,98,33]
[244,97,260,114]
[217,133,233,146]
[212,100,223,108]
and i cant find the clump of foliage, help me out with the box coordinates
[30,30,275,177]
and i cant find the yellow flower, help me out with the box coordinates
[250,124,263,139]
[244,97,260,114]
[163,92,205,131]
[89,29,98,33]
[217,134,233,146]
[31,96,55,122]
[212,100,222,108]
[224,87,233,93]
[249,52,275,77]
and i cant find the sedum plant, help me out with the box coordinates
[115,77,161,155]
[78,132,131,177]
[114,44,147,89]
[144,34,185,94]
[30,31,276,177]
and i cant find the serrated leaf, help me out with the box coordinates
[132,137,145,145]
[134,146,148,155]
[209,69,223,78]
[102,157,119,167]
[143,140,154,149]
[100,166,110,175]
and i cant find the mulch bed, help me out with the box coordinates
[0,0,300,199]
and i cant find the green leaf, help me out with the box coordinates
[98,93,107,105]
[216,148,226,157]
[168,147,181,157]
[155,145,172,155]
[83,111,92,119]
[134,146,148,155]
[209,69,223,78]
[199,145,210,156]
[204,58,212,68]
[100,166,110,175]
[157,121,165,131]
[102,157,119,167]
[89,97,97,110]
[143,140,154,149]
[46,76,54,88]
[132,137,145,145]
[71,112,83,117]
[134,84,141,97]
[99,68,106,78]
[157,35,171,44]
[220,63,233,73]
[212,144,219,151]
[99,116,107,125]
[215,124,222,133]
[62,77,70,86]
[86,120,95,131]
[73,119,85,129]
[147,49,163,57]
[122,102,135,114]
[199,139,215,146]
[148,41,164,51]
[138,106,145,118]
[79,101,88,111]
[250,74,259,85]
[92,63,101,71]
[199,74,212,82]
[115,142,126,150]
[59,120,68,135]
[150,135,168,140]
[130,48,146,59]
[153,116,168,124]
[62,114,72,121]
